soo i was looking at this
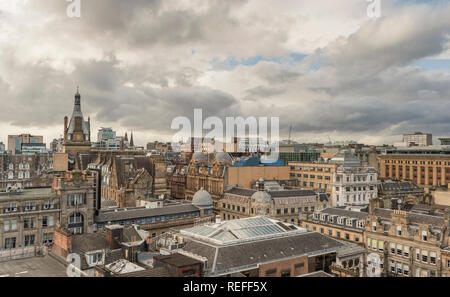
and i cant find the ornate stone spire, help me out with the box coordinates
[130,132,134,147]
[74,87,81,112]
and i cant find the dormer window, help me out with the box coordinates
[422,230,428,241]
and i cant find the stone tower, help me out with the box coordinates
[63,88,91,158]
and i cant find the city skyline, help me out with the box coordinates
[0,1,450,146]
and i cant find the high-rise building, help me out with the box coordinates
[8,134,44,155]
[97,127,116,143]
[403,132,432,147]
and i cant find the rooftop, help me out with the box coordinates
[297,271,334,277]
[372,208,444,227]
[0,187,56,200]
[0,256,67,277]
[154,253,202,267]
[180,216,303,245]
[95,204,201,223]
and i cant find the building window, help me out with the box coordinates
[430,252,436,265]
[88,253,104,265]
[281,270,291,277]
[43,201,55,210]
[390,243,395,254]
[372,222,377,232]
[422,230,428,241]
[69,194,85,206]
[396,226,402,236]
[403,246,409,258]
[397,244,403,256]
[24,218,36,229]
[43,216,54,227]
[4,237,16,249]
[24,202,36,212]
[42,233,54,245]
[345,233,350,240]
[24,235,35,247]
[422,251,428,263]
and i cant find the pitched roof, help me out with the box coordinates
[182,231,347,275]
[372,208,444,227]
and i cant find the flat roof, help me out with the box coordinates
[0,256,67,277]
[0,188,57,200]
[95,204,201,223]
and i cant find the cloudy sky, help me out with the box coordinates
[0,0,450,147]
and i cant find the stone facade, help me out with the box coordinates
[364,199,449,277]
[0,188,59,250]
[52,171,97,235]
[0,152,53,191]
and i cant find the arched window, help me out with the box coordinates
[18,172,23,179]
[8,164,13,170]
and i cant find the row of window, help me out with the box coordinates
[336,175,374,183]
[290,166,332,173]
[367,238,437,265]
[7,163,31,170]
[306,224,361,242]
[2,216,55,232]
[297,181,331,189]
[335,193,374,203]
[99,211,202,228]
[371,222,430,241]
[385,160,450,166]
[5,171,31,180]
[3,233,53,249]
[2,201,56,214]
[290,173,332,180]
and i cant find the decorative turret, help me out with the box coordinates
[130,132,134,148]
[62,87,92,161]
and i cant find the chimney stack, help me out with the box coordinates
[105,225,124,250]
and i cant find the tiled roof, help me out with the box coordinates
[224,188,256,197]
[372,208,444,227]
[71,232,110,254]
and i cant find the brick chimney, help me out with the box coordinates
[105,225,124,250]
[52,226,73,259]
[369,198,382,214]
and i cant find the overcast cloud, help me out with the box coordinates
[0,0,449,146]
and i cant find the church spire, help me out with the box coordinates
[74,86,81,112]
[130,131,134,147]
